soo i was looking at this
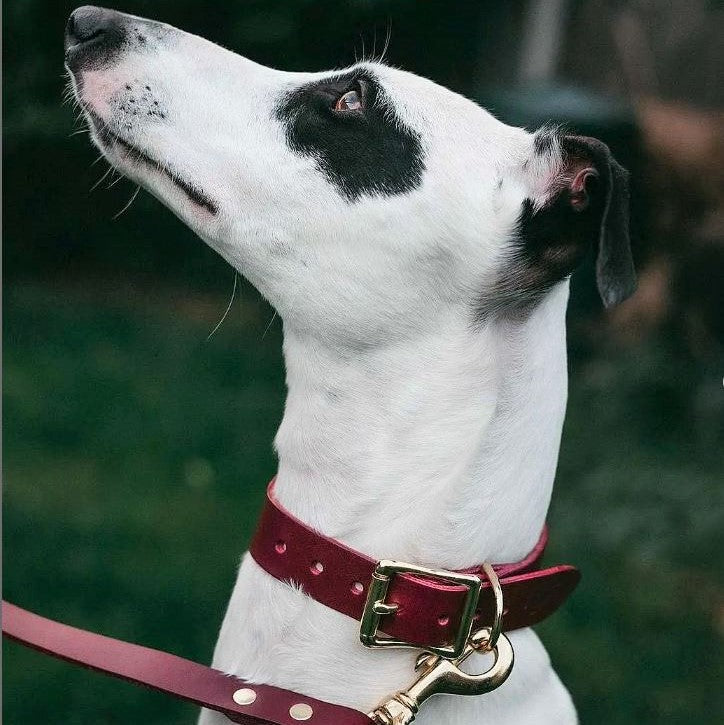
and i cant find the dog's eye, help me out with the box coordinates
[334,89,362,112]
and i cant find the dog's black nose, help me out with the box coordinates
[65,6,125,61]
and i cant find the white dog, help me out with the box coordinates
[65,7,635,724]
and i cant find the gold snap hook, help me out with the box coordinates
[368,627,514,725]
[368,560,512,725]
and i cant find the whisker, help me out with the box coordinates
[90,165,114,192]
[112,185,141,219]
[381,22,392,62]
[207,271,239,340]
[107,171,125,189]
[262,310,278,340]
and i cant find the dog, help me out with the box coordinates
[65,7,635,724]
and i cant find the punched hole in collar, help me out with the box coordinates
[351,581,364,595]
[274,540,287,554]
[437,615,450,627]
[310,560,324,575]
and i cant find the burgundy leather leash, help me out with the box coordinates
[3,479,580,723]
[1,601,370,725]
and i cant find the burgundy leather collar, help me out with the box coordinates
[250,480,580,653]
[4,477,580,723]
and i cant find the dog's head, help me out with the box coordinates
[66,6,635,343]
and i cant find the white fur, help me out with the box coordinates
[69,11,577,723]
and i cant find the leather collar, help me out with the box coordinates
[250,480,580,653]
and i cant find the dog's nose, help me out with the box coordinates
[65,6,125,60]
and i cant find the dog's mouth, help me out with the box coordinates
[84,108,218,216]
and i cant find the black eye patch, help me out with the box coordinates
[276,69,425,201]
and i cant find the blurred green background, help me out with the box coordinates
[3,1,723,723]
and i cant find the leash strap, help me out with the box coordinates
[2,601,372,725]
[250,481,580,651]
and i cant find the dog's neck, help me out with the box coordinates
[273,282,569,569]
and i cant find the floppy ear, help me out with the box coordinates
[560,135,637,307]
[500,133,637,313]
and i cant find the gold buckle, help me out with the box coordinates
[359,560,483,659]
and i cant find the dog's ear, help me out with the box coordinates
[559,135,636,307]
[512,133,636,309]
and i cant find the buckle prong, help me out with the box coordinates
[372,601,399,616]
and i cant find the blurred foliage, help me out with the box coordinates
[3,281,286,724]
[3,1,723,724]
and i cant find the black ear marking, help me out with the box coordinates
[490,133,636,314]
[562,135,636,308]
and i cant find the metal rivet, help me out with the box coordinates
[351,581,364,595]
[289,702,314,720]
[232,688,257,705]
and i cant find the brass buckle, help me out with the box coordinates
[359,560,483,659]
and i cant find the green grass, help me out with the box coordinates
[3,280,723,724]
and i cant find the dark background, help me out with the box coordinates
[4,1,723,723]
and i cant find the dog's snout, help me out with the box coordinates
[65,6,125,62]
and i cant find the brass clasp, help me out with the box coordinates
[368,627,514,725]
[368,563,513,725]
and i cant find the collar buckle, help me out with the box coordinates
[359,560,483,659]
